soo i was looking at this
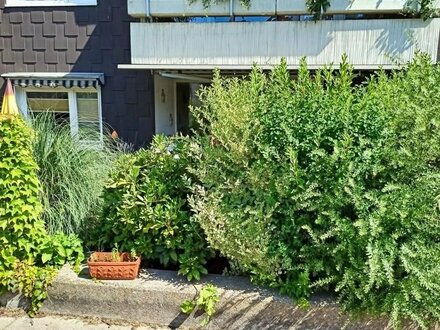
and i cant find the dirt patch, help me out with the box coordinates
[0,307,27,317]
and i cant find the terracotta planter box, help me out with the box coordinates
[88,252,141,280]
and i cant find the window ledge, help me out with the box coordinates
[5,0,97,7]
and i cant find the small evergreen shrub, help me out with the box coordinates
[92,135,213,281]
[190,54,440,328]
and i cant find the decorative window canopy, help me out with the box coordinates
[1,72,104,89]
[5,0,97,7]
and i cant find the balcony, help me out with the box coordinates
[128,0,440,17]
[125,19,440,70]
[121,0,440,70]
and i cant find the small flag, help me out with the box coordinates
[1,79,19,117]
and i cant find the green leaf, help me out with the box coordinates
[170,250,178,262]
[41,253,53,264]
[180,299,195,314]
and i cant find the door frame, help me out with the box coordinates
[155,71,210,135]
[173,80,200,135]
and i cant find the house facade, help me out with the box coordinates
[1,0,440,144]
[0,0,154,147]
[124,0,440,137]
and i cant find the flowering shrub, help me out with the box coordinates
[93,135,213,281]
[190,54,440,328]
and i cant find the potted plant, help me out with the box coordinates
[88,245,141,280]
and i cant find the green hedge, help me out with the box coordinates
[190,54,440,328]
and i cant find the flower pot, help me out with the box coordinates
[88,252,141,280]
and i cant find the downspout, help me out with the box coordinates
[229,0,234,22]
[145,0,152,22]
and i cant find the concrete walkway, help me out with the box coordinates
[0,311,165,330]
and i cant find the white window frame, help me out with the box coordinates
[5,0,97,7]
[15,85,104,144]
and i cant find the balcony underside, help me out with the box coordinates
[129,19,440,70]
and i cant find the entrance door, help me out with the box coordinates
[176,83,191,135]
[154,74,175,136]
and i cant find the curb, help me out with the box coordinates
[0,292,30,311]
[40,265,393,330]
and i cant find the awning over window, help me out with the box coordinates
[1,72,104,89]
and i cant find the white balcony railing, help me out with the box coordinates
[127,19,440,70]
[128,0,440,18]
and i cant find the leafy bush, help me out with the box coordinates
[92,135,213,281]
[0,116,46,267]
[31,113,118,235]
[181,283,220,325]
[39,233,84,270]
[0,115,84,315]
[0,262,58,316]
[190,54,440,328]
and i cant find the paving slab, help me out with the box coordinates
[0,314,162,330]
[0,307,165,330]
[0,317,16,330]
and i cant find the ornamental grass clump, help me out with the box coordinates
[92,135,213,281]
[190,54,440,328]
[31,113,118,235]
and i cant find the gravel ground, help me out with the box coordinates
[0,309,168,330]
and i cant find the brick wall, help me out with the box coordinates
[0,0,155,147]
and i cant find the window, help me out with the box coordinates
[5,0,97,7]
[76,91,101,141]
[16,87,103,144]
[2,72,104,143]
[27,91,70,123]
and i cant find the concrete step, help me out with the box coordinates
[41,265,395,330]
